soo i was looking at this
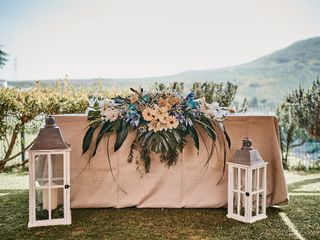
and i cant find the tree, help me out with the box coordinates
[152,81,185,93]
[0,46,8,68]
[191,81,237,107]
[276,103,307,169]
[286,78,320,139]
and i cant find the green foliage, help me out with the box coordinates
[191,81,237,107]
[152,81,185,93]
[0,80,121,170]
[277,78,320,168]
[237,97,249,113]
[1,184,320,239]
[286,78,320,138]
[276,103,307,169]
[83,88,230,176]
[114,119,131,152]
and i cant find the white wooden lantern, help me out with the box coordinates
[227,138,268,223]
[28,116,71,227]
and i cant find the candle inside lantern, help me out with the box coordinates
[43,183,58,211]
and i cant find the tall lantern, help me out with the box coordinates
[227,138,268,223]
[28,116,71,227]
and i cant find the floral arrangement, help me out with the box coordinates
[82,88,230,178]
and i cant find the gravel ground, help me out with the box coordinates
[0,173,29,190]
[284,170,320,185]
[294,181,320,192]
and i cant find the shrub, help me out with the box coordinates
[0,82,89,170]
[276,103,307,169]
[191,81,237,107]
[286,78,320,138]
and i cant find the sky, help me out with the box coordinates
[0,0,320,81]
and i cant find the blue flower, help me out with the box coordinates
[128,104,137,111]
[187,99,196,109]
[174,112,186,123]
[186,92,194,100]
[125,111,140,127]
[191,110,200,117]
[143,94,151,103]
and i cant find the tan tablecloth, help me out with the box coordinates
[54,114,288,208]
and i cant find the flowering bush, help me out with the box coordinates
[83,88,231,176]
[0,81,127,170]
[0,87,47,169]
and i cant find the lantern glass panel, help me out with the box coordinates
[51,154,64,186]
[233,192,238,214]
[239,193,245,216]
[35,155,48,185]
[258,193,263,214]
[35,184,48,220]
[233,168,238,190]
[252,193,258,216]
[252,169,258,192]
[240,168,246,191]
[259,167,265,191]
[51,188,65,219]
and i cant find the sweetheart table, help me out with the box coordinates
[53,114,288,208]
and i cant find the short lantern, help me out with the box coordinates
[227,138,268,223]
[28,116,71,227]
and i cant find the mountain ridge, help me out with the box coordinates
[8,37,320,103]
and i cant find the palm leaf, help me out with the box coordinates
[146,132,159,152]
[92,121,114,156]
[141,131,154,147]
[114,119,131,152]
[159,134,170,152]
[195,119,216,141]
[188,125,199,151]
[82,126,97,154]
[162,131,177,149]
[222,124,231,148]
[106,135,128,194]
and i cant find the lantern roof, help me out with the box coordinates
[30,115,70,151]
[229,138,266,166]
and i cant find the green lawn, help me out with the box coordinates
[0,171,319,240]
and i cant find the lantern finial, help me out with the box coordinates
[29,115,70,151]
[229,138,265,166]
[242,138,253,150]
[45,115,56,128]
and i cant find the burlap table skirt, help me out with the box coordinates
[54,114,288,208]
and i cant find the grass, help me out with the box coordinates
[282,196,320,240]
[0,171,319,240]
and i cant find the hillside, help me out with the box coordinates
[8,37,320,104]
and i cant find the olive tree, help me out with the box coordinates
[286,78,320,139]
[276,103,307,169]
[192,81,237,107]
